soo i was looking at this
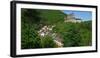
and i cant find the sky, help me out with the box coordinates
[62,10,92,21]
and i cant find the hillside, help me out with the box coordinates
[21,8,92,49]
[37,9,66,25]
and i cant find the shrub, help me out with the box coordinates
[40,36,56,48]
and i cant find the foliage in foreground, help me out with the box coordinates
[53,22,92,47]
[21,8,92,49]
[21,8,57,49]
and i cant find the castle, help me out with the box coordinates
[64,13,81,23]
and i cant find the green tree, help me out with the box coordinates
[62,24,81,47]
[21,8,42,49]
[40,36,56,48]
[79,21,92,46]
[21,27,41,49]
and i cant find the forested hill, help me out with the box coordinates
[36,9,67,25]
[21,8,66,25]
[21,8,92,49]
[21,9,67,49]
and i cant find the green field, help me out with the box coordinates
[21,8,92,49]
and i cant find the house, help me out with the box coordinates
[64,13,81,23]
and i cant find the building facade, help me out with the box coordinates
[64,13,81,23]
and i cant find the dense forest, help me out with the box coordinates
[21,8,92,49]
